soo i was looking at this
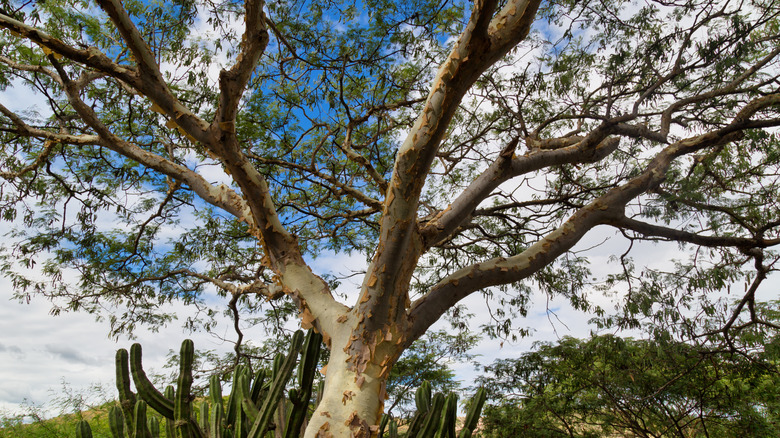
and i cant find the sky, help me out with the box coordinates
[1,0,778,424]
[0,218,701,418]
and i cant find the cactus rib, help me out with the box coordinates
[129,343,175,419]
[76,420,93,438]
[247,330,304,438]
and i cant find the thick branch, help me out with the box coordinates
[214,0,269,127]
[607,215,780,249]
[94,0,165,85]
[95,0,212,144]
[0,12,136,81]
[408,92,780,341]
[44,57,252,221]
[420,135,620,247]
[362,0,542,333]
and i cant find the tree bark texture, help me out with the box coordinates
[2,0,780,436]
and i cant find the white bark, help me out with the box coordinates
[303,331,392,438]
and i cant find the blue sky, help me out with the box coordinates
[2,0,779,422]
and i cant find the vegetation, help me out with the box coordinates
[478,332,780,437]
[2,0,780,435]
[2,332,485,438]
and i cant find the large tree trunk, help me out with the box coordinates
[303,324,403,438]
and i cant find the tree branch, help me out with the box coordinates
[214,0,269,128]
[361,0,542,333]
[95,0,212,144]
[42,56,252,221]
[408,91,780,341]
[420,134,620,247]
[606,215,780,250]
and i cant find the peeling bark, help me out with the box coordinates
[304,322,404,438]
[3,1,780,435]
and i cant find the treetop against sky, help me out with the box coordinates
[1,0,780,435]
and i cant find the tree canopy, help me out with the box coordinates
[478,332,780,437]
[1,0,780,435]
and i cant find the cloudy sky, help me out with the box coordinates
[0,82,769,417]
[0,218,700,418]
[1,1,777,423]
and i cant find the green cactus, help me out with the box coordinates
[378,413,391,437]
[417,392,445,438]
[246,330,304,438]
[457,388,486,438]
[174,339,200,438]
[133,400,152,438]
[224,365,243,431]
[406,382,432,437]
[283,330,322,438]
[199,400,211,436]
[115,349,137,435]
[85,329,344,438]
[210,400,224,438]
[90,341,485,438]
[389,420,399,438]
[434,393,457,438]
[416,381,432,414]
[75,420,93,438]
[129,343,175,419]
[148,417,160,438]
[164,386,176,438]
[249,369,267,405]
[398,383,487,438]
[108,405,125,438]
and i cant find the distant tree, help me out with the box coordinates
[2,0,780,435]
[385,326,478,418]
[477,332,780,437]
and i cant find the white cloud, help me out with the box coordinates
[0,274,243,416]
[1,78,53,120]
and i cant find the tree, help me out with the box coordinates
[1,0,780,435]
[477,333,780,437]
[384,325,478,418]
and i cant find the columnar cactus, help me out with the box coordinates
[246,329,304,438]
[94,330,322,438]
[78,333,485,438]
[458,388,486,438]
[75,420,93,438]
[283,331,322,438]
[128,343,174,419]
[115,348,137,435]
[386,383,487,438]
